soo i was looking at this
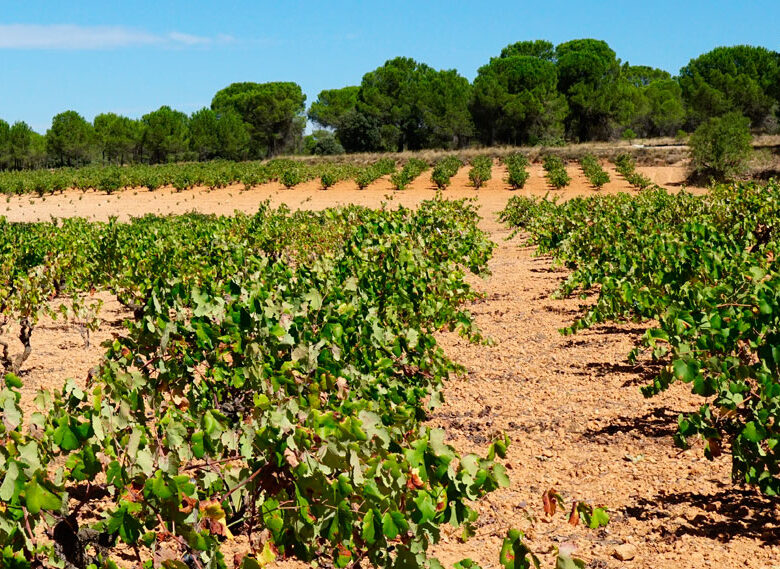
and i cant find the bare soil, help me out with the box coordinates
[6,164,778,568]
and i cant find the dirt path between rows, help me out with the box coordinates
[6,164,777,568]
[428,217,779,569]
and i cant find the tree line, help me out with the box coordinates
[0,39,778,169]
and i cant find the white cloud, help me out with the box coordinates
[167,31,212,46]
[0,24,223,50]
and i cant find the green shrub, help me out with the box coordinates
[280,167,306,189]
[614,153,636,176]
[320,171,337,189]
[355,158,396,189]
[580,154,610,189]
[503,154,529,190]
[356,160,392,190]
[391,158,428,190]
[542,155,570,189]
[689,112,753,181]
[613,153,653,189]
[51,173,70,194]
[30,172,54,197]
[313,135,345,155]
[142,172,161,192]
[542,154,565,172]
[546,168,571,189]
[626,172,653,189]
[430,156,463,190]
[98,167,123,194]
[468,156,493,189]
[172,170,194,192]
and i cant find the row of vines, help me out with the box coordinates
[0,155,659,197]
[1,199,516,569]
[500,181,780,496]
[0,197,603,569]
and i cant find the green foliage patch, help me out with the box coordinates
[579,155,610,189]
[0,199,513,568]
[689,112,753,182]
[468,156,493,189]
[502,154,530,190]
[542,155,570,189]
[431,156,464,190]
[390,158,428,190]
[613,153,652,189]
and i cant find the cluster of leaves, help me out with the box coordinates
[500,182,780,495]
[0,199,519,569]
[613,154,652,189]
[457,487,611,569]
[541,489,610,530]
[502,154,530,190]
[579,155,610,189]
[390,159,429,191]
[542,155,570,189]
[468,156,493,189]
[355,159,396,190]
[430,156,464,190]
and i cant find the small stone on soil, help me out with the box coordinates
[613,544,637,561]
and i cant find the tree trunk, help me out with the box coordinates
[0,318,33,376]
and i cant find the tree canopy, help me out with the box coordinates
[555,39,628,140]
[680,45,780,128]
[0,119,10,170]
[308,86,360,130]
[345,57,473,152]
[94,113,140,164]
[212,81,306,157]
[471,54,567,145]
[46,111,94,166]
[500,40,556,61]
[622,64,672,87]
[141,106,189,164]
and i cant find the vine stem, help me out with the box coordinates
[156,513,204,569]
[22,506,36,546]
[221,465,264,500]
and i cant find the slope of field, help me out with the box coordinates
[5,165,777,568]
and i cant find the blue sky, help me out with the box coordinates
[0,0,778,132]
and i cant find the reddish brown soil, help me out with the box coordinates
[6,164,778,568]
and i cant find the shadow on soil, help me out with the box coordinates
[589,323,646,337]
[581,359,665,387]
[583,407,680,440]
[624,488,780,545]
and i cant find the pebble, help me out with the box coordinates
[613,544,637,561]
